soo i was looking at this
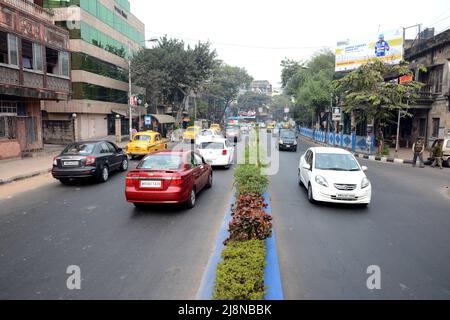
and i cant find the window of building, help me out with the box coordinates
[429,65,443,94]
[419,118,426,137]
[22,39,43,71]
[0,32,18,66]
[0,102,18,114]
[46,47,69,77]
[432,118,440,138]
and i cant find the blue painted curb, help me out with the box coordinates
[263,192,284,300]
[196,191,235,300]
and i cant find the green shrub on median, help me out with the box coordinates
[234,164,268,196]
[213,240,266,300]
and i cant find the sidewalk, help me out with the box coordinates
[299,135,430,166]
[0,136,130,185]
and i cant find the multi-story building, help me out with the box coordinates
[250,80,272,96]
[42,0,145,142]
[0,0,71,159]
[404,28,450,147]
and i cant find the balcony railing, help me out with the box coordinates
[2,0,54,22]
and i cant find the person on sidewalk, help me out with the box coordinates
[431,141,444,169]
[412,137,425,168]
[376,128,384,157]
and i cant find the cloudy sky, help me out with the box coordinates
[129,0,450,87]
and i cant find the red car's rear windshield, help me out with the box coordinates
[137,154,183,170]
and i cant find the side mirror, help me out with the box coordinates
[302,163,311,171]
[362,166,368,172]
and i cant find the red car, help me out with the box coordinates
[125,150,213,208]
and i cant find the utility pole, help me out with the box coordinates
[128,44,133,142]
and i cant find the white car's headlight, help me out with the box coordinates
[279,140,283,144]
[361,177,370,189]
[294,140,298,145]
[315,175,329,187]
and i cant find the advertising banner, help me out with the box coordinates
[335,28,403,72]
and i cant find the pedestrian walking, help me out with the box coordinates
[411,137,425,168]
[431,141,444,169]
[376,128,384,157]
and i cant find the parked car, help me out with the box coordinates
[225,126,241,142]
[278,129,298,152]
[125,150,212,208]
[298,147,371,206]
[198,138,234,169]
[126,130,168,159]
[52,141,128,184]
[267,122,276,133]
[427,138,450,167]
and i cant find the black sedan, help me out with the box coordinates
[278,130,298,152]
[52,141,129,184]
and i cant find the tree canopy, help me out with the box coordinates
[332,59,425,126]
[131,36,218,123]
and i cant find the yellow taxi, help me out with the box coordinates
[183,126,201,141]
[210,123,221,133]
[267,122,276,132]
[126,131,168,159]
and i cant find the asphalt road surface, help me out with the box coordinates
[271,137,450,299]
[0,151,234,299]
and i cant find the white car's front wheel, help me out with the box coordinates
[307,183,315,203]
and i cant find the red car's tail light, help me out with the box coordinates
[170,174,184,186]
[85,156,96,166]
[126,172,139,187]
[222,149,227,155]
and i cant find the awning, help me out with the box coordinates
[150,114,175,124]
[112,109,127,117]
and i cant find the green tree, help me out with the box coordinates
[201,64,253,121]
[280,50,335,126]
[237,92,271,111]
[332,59,425,127]
[131,36,218,124]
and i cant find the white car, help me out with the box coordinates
[197,138,234,169]
[196,129,223,146]
[298,147,372,206]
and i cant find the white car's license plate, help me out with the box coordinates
[286,145,291,148]
[140,180,162,188]
[63,161,79,166]
[336,194,355,199]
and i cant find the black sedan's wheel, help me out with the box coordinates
[446,158,450,168]
[59,178,71,185]
[98,166,109,183]
[120,158,129,172]
[186,189,196,209]
[307,183,315,203]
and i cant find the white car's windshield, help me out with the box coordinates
[199,142,224,150]
[315,153,360,171]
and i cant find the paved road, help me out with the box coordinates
[270,137,450,299]
[0,152,234,299]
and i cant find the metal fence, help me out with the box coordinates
[298,127,375,155]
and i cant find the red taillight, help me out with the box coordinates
[222,149,227,155]
[126,172,139,187]
[85,156,96,166]
[170,174,184,186]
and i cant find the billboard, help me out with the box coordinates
[335,28,403,72]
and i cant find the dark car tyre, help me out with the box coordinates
[59,178,71,185]
[98,166,109,183]
[446,158,450,168]
[186,188,196,209]
[307,183,315,203]
[120,158,129,172]
[206,173,213,188]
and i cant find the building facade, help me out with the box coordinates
[250,80,272,96]
[42,0,145,142]
[0,0,71,159]
[405,28,450,147]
